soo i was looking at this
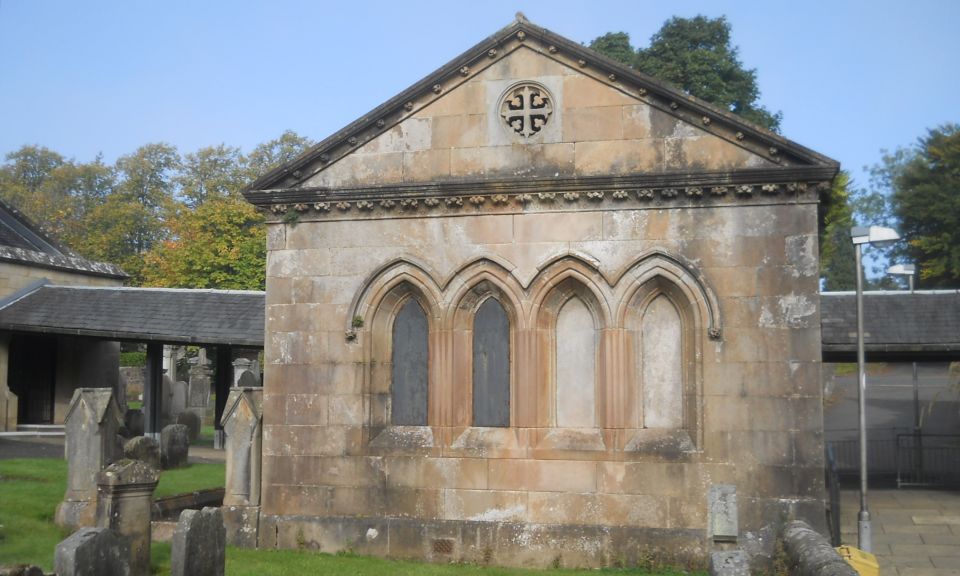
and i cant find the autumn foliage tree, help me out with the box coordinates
[0,130,313,288]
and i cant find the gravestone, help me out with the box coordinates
[187,361,211,423]
[231,358,251,385]
[54,527,130,576]
[221,387,263,547]
[123,436,159,470]
[709,484,739,542]
[56,388,123,529]
[170,380,188,419]
[124,409,144,437]
[170,507,225,576]
[160,424,189,469]
[0,565,44,576]
[709,550,750,576]
[237,370,259,387]
[96,460,158,576]
[176,411,201,442]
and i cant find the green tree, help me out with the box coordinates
[141,198,266,290]
[178,144,245,208]
[244,130,313,180]
[820,171,859,291]
[888,124,960,287]
[590,15,782,132]
[588,32,636,68]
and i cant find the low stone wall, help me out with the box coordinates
[783,521,856,576]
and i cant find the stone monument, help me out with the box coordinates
[220,387,262,547]
[96,459,158,576]
[56,388,123,529]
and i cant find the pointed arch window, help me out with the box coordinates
[555,297,597,428]
[472,298,510,427]
[391,298,429,426]
[640,295,684,428]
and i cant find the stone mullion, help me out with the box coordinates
[512,328,538,428]
[598,328,630,429]
[429,328,453,427]
[450,329,472,427]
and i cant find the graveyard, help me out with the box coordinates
[1,7,959,576]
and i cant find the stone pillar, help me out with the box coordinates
[96,459,159,576]
[0,334,18,432]
[56,388,123,529]
[221,387,262,547]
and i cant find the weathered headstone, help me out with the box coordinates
[170,380,188,418]
[170,507,225,576]
[123,436,160,470]
[124,409,144,438]
[186,363,210,423]
[221,387,263,547]
[176,411,201,442]
[56,388,123,529]
[709,484,738,542]
[709,550,750,576]
[237,369,259,388]
[54,527,130,576]
[160,424,190,469]
[96,460,158,576]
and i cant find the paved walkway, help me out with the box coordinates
[841,489,960,576]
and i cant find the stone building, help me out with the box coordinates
[0,198,126,430]
[242,17,838,567]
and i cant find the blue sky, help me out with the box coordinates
[1,0,958,196]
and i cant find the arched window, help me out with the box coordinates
[640,295,683,428]
[472,298,510,427]
[391,299,429,425]
[555,297,597,428]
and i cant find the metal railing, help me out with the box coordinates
[896,433,960,488]
[824,443,842,546]
[826,429,960,488]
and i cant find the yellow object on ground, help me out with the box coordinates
[836,545,880,576]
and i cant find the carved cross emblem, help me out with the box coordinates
[500,84,553,138]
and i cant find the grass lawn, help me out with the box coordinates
[1,459,695,576]
[0,458,224,572]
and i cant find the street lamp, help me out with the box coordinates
[851,226,901,553]
[887,263,921,481]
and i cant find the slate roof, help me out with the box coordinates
[0,198,127,279]
[820,290,960,361]
[0,283,264,347]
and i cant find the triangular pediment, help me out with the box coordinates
[245,16,837,205]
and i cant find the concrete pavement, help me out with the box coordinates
[841,488,960,576]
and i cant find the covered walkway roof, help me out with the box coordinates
[0,281,264,348]
[0,284,956,361]
[820,290,960,362]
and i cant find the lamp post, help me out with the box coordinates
[850,226,901,553]
[887,263,921,482]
